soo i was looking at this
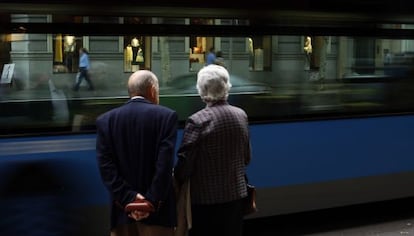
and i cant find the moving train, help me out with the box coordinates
[1,1,414,235]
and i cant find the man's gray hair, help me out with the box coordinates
[196,64,232,104]
[128,70,159,98]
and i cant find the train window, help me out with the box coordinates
[123,36,147,72]
[1,11,414,136]
[52,15,84,73]
[89,16,120,24]
[123,17,151,72]
[53,34,83,73]
[248,36,272,71]
[189,18,215,71]
[303,36,332,84]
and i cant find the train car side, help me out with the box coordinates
[1,114,414,234]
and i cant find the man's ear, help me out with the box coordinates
[147,85,158,104]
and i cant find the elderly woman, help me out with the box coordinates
[174,64,252,236]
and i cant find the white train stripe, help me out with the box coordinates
[0,138,96,156]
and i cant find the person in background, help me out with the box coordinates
[205,47,216,66]
[63,35,76,72]
[304,36,313,70]
[96,70,178,236]
[174,64,252,236]
[73,47,94,91]
[214,51,226,68]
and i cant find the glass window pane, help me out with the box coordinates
[53,34,83,73]
[124,36,146,72]
[52,15,83,73]
[1,14,414,136]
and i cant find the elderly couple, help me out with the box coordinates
[96,64,252,236]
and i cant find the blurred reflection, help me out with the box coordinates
[48,76,69,125]
[1,33,414,134]
[0,73,70,132]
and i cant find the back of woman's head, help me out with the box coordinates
[196,64,232,104]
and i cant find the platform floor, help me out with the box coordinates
[243,197,414,236]
[1,195,413,235]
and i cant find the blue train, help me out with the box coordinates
[1,0,414,235]
[1,113,414,235]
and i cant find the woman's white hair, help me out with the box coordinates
[196,64,232,104]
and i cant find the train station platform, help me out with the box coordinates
[243,197,414,235]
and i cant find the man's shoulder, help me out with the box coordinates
[97,102,176,123]
[157,104,175,113]
[96,105,123,122]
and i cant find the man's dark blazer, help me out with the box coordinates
[96,97,178,229]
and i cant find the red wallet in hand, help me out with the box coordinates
[125,199,155,213]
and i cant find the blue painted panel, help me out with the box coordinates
[1,115,413,202]
[247,115,414,187]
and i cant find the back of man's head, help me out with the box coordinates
[128,70,159,104]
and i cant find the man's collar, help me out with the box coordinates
[130,96,144,100]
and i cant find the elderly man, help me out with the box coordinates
[96,70,178,236]
[174,64,252,236]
